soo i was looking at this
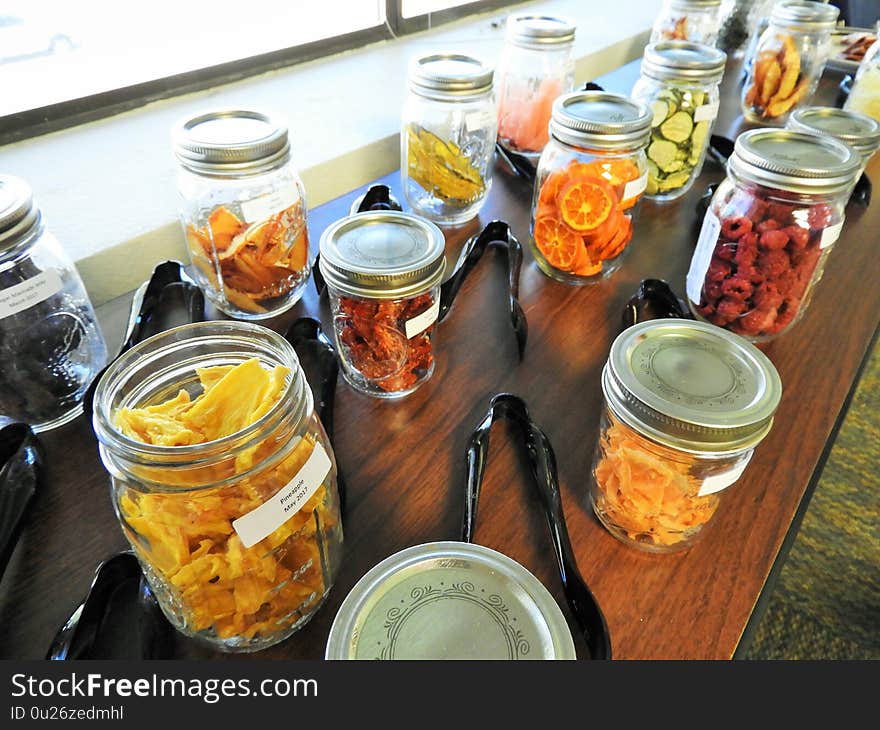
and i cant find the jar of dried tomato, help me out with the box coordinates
[650,0,724,46]
[495,13,576,159]
[530,91,652,284]
[590,319,782,553]
[318,211,446,398]
[173,109,311,320]
[686,128,860,341]
[93,321,343,652]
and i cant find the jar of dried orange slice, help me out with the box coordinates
[174,110,311,319]
[530,91,652,284]
[590,319,782,553]
[92,322,343,652]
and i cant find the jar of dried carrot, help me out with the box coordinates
[93,321,343,652]
[173,109,311,320]
[590,319,782,553]
[318,211,446,398]
[530,91,652,284]
[495,13,576,159]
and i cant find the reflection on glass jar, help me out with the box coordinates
[590,319,782,553]
[174,110,311,320]
[319,211,446,399]
[93,322,343,653]
[686,129,860,341]
[650,0,724,46]
[530,91,652,284]
[0,175,108,432]
[401,53,496,225]
[495,13,576,159]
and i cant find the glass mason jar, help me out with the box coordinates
[173,109,311,320]
[718,0,775,59]
[495,13,576,160]
[590,318,782,553]
[401,53,496,225]
[844,36,880,122]
[788,106,880,178]
[650,0,724,46]
[632,41,727,201]
[92,321,343,653]
[686,129,860,341]
[531,91,652,284]
[319,211,446,399]
[0,175,108,431]
[741,1,839,124]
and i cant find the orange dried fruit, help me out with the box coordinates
[207,206,245,252]
[558,176,615,232]
[533,216,582,271]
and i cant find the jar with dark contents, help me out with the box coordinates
[318,212,446,398]
[0,175,108,431]
[591,319,782,553]
[686,129,860,341]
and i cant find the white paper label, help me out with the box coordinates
[0,269,64,320]
[232,441,331,548]
[694,101,720,124]
[623,172,648,201]
[820,219,844,249]
[697,453,753,497]
[405,298,441,339]
[239,187,300,223]
[686,212,721,303]
[465,110,494,132]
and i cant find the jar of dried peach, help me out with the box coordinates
[590,319,781,553]
[92,321,343,652]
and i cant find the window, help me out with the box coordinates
[0,0,518,144]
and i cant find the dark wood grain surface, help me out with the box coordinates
[1,60,877,661]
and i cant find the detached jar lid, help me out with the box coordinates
[771,0,839,30]
[641,41,727,83]
[506,13,576,48]
[603,319,783,453]
[788,106,880,160]
[325,542,576,660]
[0,175,40,252]
[318,211,446,299]
[550,91,653,151]
[173,109,290,176]
[408,52,493,100]
[729,128,862,196]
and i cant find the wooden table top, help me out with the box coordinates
[1,59,877,661]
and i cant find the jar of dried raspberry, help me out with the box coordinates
[686,128,860,341]
[318,211,446,399]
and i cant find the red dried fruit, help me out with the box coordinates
[697,302,716,318]
[721,277,754,301]
[807,203,834,229]
[706,258,732,282]
[753,281,784,311]
[715,297,747,324]
[704,280,724,301]
[783,225,810,250]
[759,229,790,251]
[758,249,790,278]
[735,232,759,269]
[714,242,737,262]
[767,202,795,224]
[756,219,781,234]
[736,307,778,336]
[721,216,753,240]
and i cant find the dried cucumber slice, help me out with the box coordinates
[648,139,678,171]
[660,111,694,143]
[689,121,710,165]
[658,170,692,192]
[650,100,669,128]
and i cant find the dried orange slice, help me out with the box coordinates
[533,216,582,271]
[558,176,615,232]
[538,170,566,207]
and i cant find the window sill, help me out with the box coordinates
[2,0,656,306]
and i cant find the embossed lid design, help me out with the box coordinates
[604,319,782,453]
[325,541,576,660]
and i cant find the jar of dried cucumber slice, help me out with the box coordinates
[632,41,727,201]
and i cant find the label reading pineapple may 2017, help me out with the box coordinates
[0,269,63,320]
[232,441,332,548]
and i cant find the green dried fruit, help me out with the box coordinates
[660,111,694,143]
[648,139,678,170]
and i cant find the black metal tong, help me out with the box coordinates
[461,393,611,660]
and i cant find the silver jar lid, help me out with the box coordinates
[0,175,40,252]
[788,106,880,161]
[318,211,446,299]
[770,0,839,30]
[549,91,653,151]
[408,52,493,101]
[729,128,861,196]
[603,319,782,453]
[325,542,576,660]
[505,13,576,48]
[641,41,727,83]
[173,109,290,176]
[668,0,722,8]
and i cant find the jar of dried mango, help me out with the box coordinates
[93,321,343,652]
[590,319,782,553]
[173,109,311,320]
[530,91,652,283]
[401,52,496,225]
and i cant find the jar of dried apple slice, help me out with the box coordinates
[173,109,311,319]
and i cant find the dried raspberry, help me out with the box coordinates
[767,202,795,225]
[714,242,737,262]
[744,198,769,222]
[759,229,790,251]
[756,219,781,234]
[758,249,790,278]
[753,281,784,311]
[721,216,753,240]
[783,225,810,250]
[765,298,799,334]
[807,204,834,230]
[696,302,716,318]
[736,307,778,336]
[706,258,732,282]
[715,296,747,324]
[790,246,821,273]
[704,281,724,301]
[721,277,754,301]
[735,232,758,269]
